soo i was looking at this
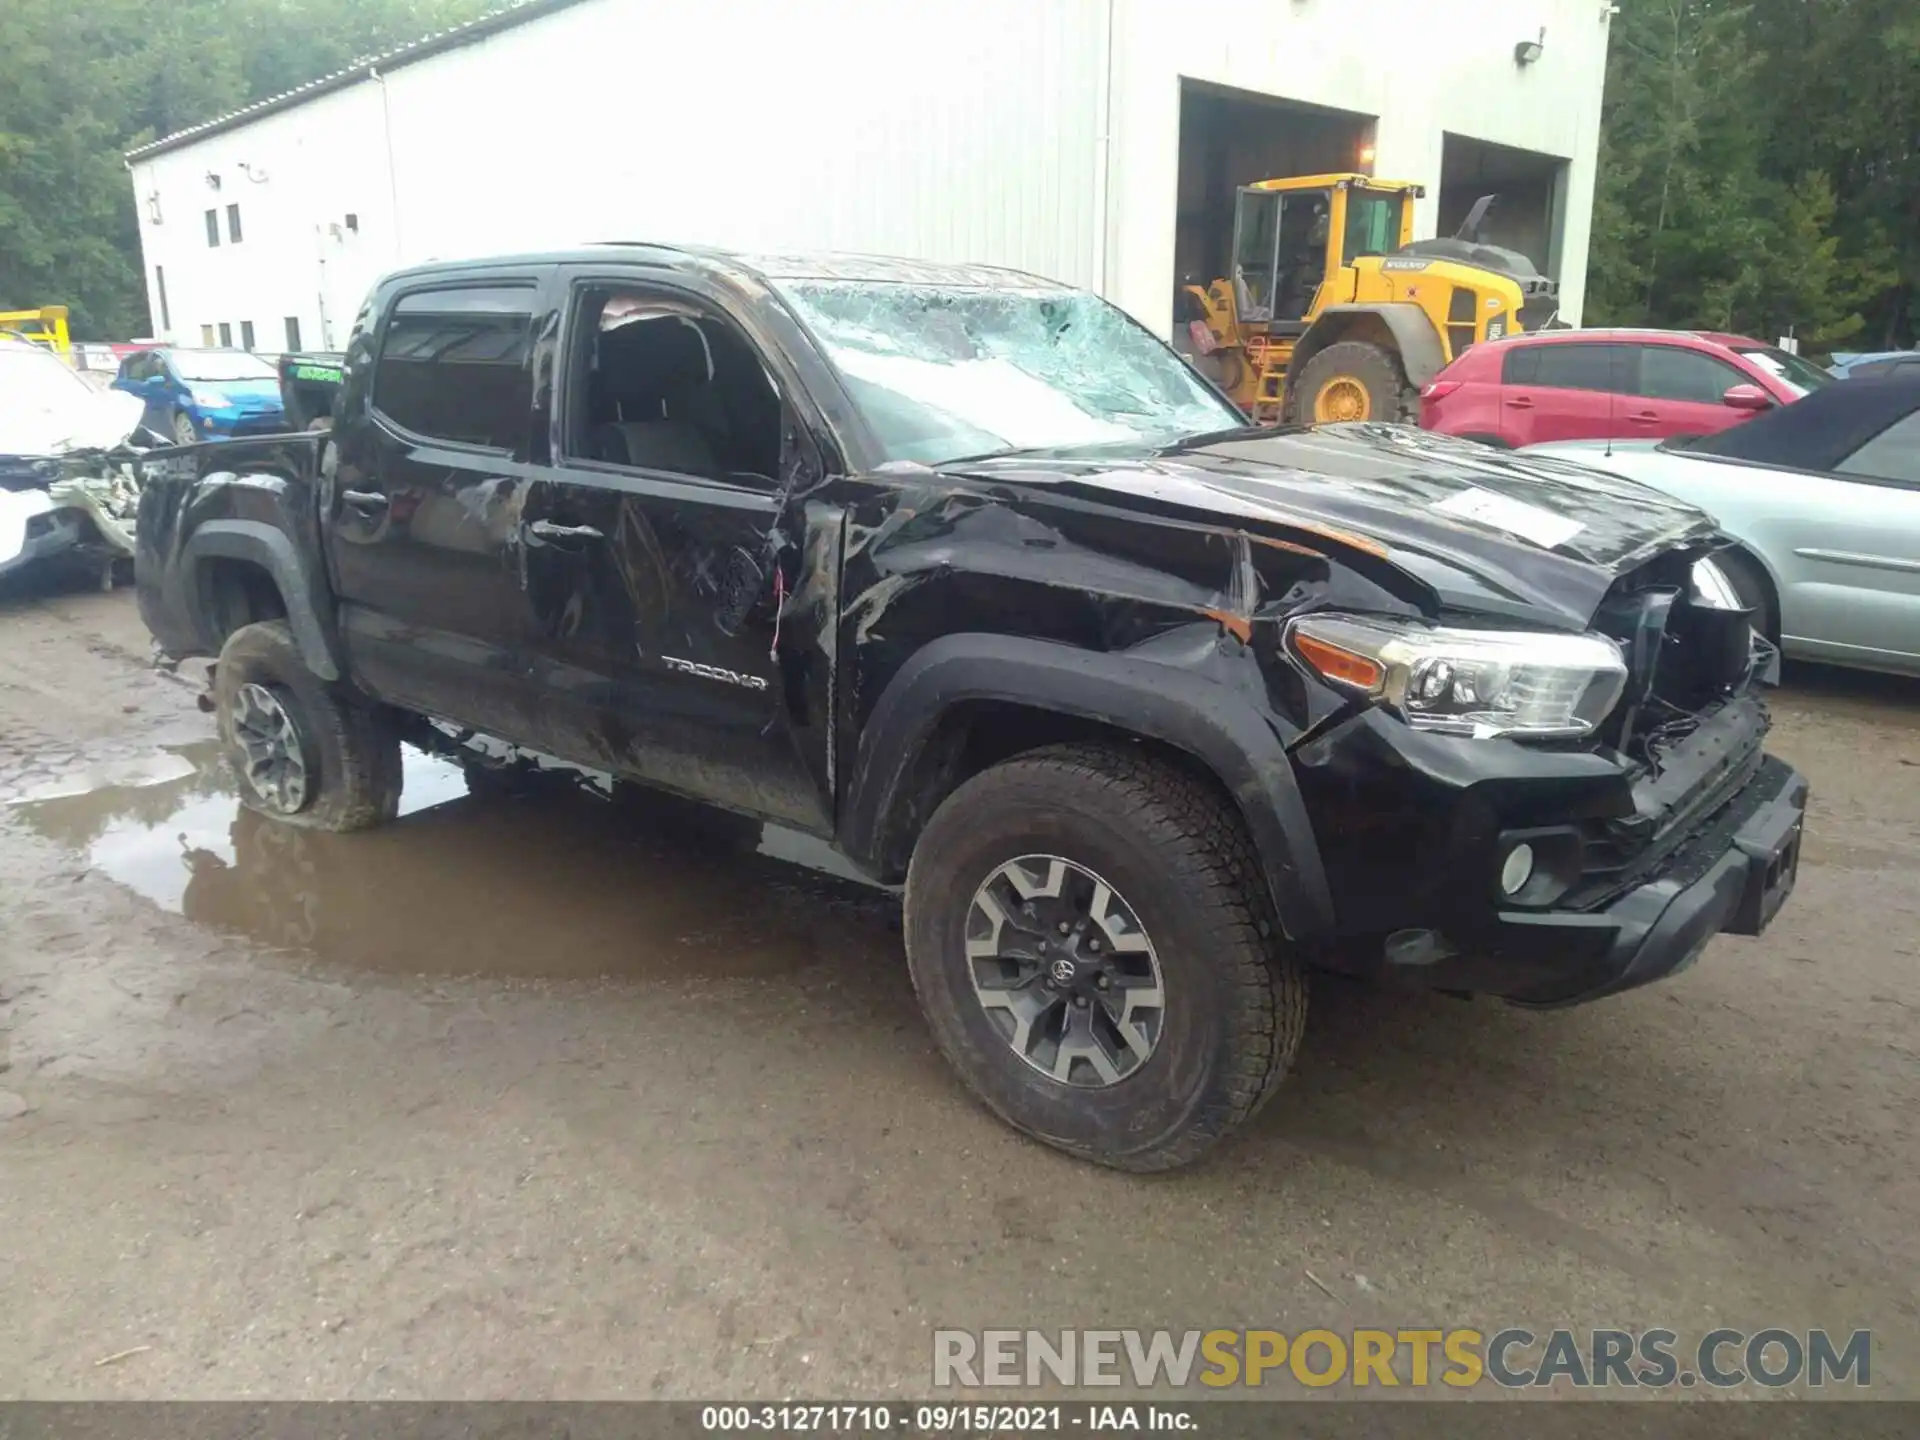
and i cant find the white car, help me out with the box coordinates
[1524,373,1920,677]
[0,340,146,583]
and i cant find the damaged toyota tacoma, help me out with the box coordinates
[135,248,1808,1171]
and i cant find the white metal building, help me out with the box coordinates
[125,0,1613,353]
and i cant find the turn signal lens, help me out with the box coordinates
[1293,631,1387,691]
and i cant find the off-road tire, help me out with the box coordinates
[213,620,402,832]
[903,743,1308,1172]
[1284,340,1418,426]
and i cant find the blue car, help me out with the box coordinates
[112,347,287,444]
[1827,349,1920,380]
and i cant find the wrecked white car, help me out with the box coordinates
[0,339,148,587]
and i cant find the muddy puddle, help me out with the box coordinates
[8,742,898,981]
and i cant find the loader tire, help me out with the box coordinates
[1285,340,1418,426]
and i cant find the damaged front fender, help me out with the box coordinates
[840,629,1337,942]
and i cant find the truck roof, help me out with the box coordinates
[382,245,1068,293]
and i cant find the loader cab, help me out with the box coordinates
[1229,177,1420,333]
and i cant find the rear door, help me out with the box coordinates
[1799,410,1920,667]
[1500,341,1636,445]
[325,276,549,744]
[1633,344,1758,439]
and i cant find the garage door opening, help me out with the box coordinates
[1174,81,1376,318]
[1438,133,1568,282]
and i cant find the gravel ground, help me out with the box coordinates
[0,584,1915,1400]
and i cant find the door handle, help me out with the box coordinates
[1628,411,1659,423]
[341,489,388,509]
[1505,396,1533,409]
[526,519,603,542]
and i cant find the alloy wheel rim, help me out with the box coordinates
[230,682,311,814]
[1314,376,1371,422]
[964,854,1166,1088]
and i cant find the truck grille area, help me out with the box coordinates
[1564,694,1770,909]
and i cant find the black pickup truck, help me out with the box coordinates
[136,247,1807,1170]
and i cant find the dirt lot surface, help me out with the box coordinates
[1,585,1916,1400]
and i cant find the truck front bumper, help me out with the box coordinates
[1293,701,1808,1008]
[1474,755,1806,1006]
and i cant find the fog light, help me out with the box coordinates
[1499,843,1536,897]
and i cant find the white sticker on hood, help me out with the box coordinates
[1432,487,1584,550]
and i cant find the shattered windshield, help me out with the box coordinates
[773,281,1240,466]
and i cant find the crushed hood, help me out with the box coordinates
[951,423,1717,629]
[0,381,144,459]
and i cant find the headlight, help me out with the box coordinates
[192,389,229,409]
[1290,613,1628,739]
[1690,556,1742,611]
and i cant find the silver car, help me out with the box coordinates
[1524,374,1920,677]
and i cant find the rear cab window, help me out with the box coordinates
[371,284,537,454]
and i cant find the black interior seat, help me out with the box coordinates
[589,316,726,474]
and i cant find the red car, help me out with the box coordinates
[1418,328,1832,448]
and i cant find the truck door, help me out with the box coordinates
[516,270,835,834]
[325,277,548,745]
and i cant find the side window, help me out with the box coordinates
[1502,346,1540,384]
[1528,343,1634,393]
[1639,346,1746,404]
[1836,411,1920,483]
[371,285,535,452]
[562,285,782,482]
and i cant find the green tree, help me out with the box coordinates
[1592,0,1913,352]
[0,0,493,339]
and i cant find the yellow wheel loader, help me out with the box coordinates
[1180,176,1558,426]
[0,306,72,359]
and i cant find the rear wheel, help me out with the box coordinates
[1285,340,1418,426]
[214,620,402,832]
[903,743,1308,1172]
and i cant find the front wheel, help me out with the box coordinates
[170,409,198,445]
[1284,340,1418,426]
[214,620,403,832]
[904,744,1307,1171]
